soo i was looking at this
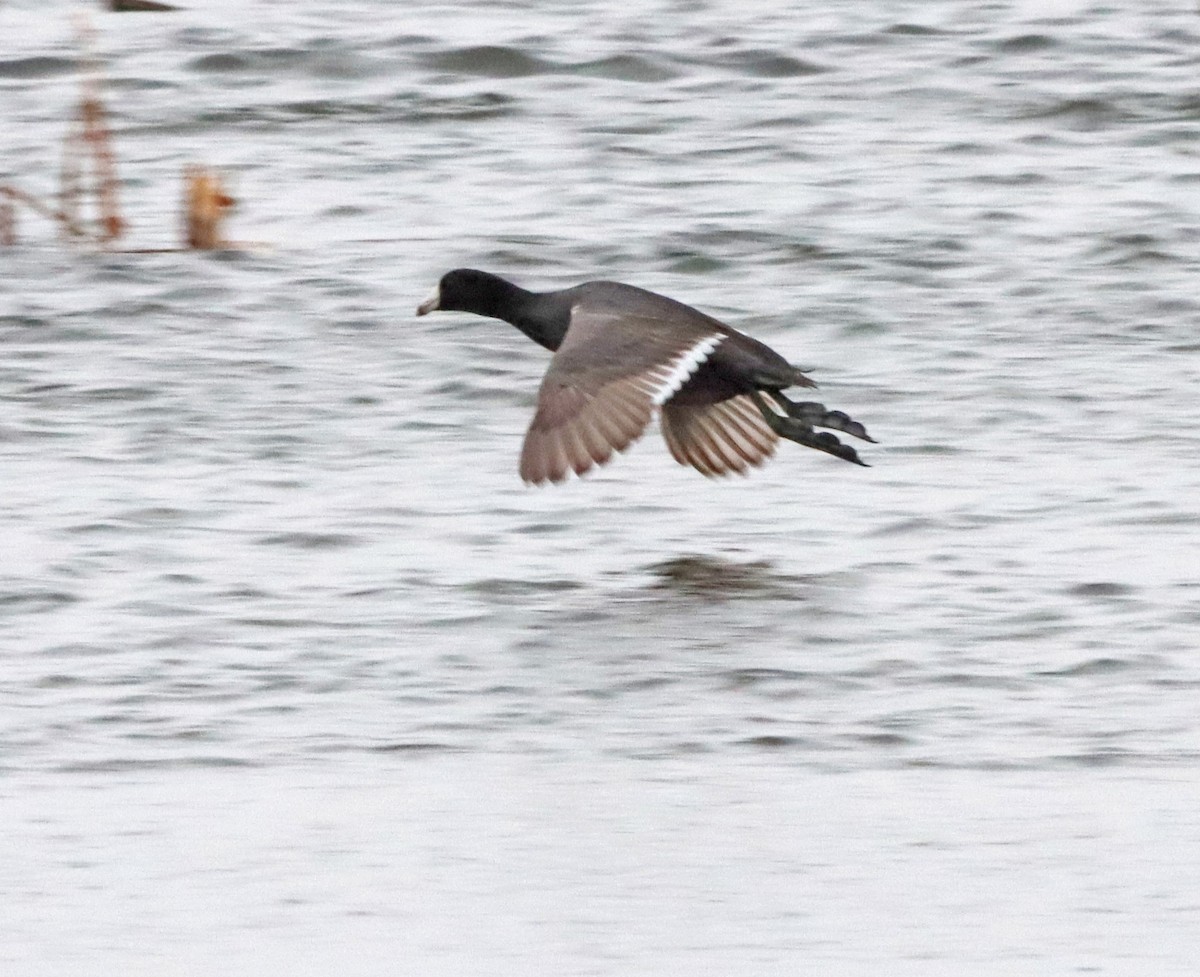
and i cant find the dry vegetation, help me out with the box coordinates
[2,13,241,252]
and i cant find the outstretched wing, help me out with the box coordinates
[660,394,779,477]
[520,305,724,485]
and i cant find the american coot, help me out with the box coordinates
[417,269,874,485]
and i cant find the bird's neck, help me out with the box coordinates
[501,288,570,352]
[459,273,570,351]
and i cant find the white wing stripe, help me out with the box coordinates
[649,334,724,406]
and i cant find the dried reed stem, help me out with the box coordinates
[66,13,124,243]
[0,193,15,246]
[0,183,91,240]
[5,15,250,252]
[183,166,236,249]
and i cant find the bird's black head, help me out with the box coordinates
[416,268,521,319]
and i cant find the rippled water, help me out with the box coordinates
[3,1,1200,973]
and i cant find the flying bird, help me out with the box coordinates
[417,269,874,485]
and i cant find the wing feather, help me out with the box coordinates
[520,311,725,484]
[660,394,779,478]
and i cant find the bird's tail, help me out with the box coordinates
[791,365,818,389]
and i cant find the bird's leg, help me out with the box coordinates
[774,395,876,443]
[751,392,871,467]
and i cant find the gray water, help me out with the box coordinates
[3,0,1200,973]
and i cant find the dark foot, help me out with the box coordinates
[780,398,876,443]
[752,393,871,467]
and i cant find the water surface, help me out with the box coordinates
[2,1,1199,973]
